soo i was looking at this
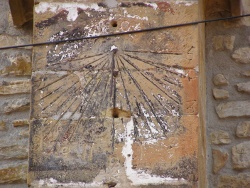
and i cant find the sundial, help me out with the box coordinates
[29,1,199,186]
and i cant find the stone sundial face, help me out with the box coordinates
[29,2,199,185]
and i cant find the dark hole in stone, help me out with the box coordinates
[113,71,119,77]
[111,107,131,118]
[112,108,119,118]
[111,20,118,27]
[127,154,131,157]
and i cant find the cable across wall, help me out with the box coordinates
[0,13,250,50]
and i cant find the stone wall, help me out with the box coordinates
[0,0,32,187]
[29,0,201,187]
[3,0,250,187]
[206,0,250,187]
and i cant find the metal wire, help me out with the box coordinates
[0,13,250,50]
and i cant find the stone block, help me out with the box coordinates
[12,119,30,127]
[210,131,231,144]
[218,173,250,188]
[0,145,28,160]
[212,149,228,173]
[237,81,250,94]
[19,129,29,138]
[241,0,250,26]
[212,88,229,100]
[212,35,235,51]
[0,163,27,184]
[0,57,31,76]
[9,0,34,27]
[232,47,250,64]
[230,0,243,16]
[0,1,8,34]
[0,120,7,131]
[242,70,250,77]
[0,80,30,95]
[236,121,250,138]
[29,1,200,186]
[3,98,30,114]
[232,141,250,169]
[0,35,32,48]
[216,101,250,118]
[213,74,228,86]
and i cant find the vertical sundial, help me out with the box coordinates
[29,1,199,186]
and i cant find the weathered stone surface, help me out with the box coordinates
[0,121,6,131]
[0,145,28,160]
[212,88,229,100]
[0,57,31,76]
[210,131,231,144]
[216,101,250,118]
[0,1,8,34]
[3,98,30,114]
[242,70,250,77]
[213,35,235,51]
[232,47,250,64]
[0,163,27,184]
[212,149,228,173]
[236,121,250,138]
[0,35,32,48]
[237,81,250,94]
[213,74,228,86]
[232,141,250,169]
[30,1,200,186]
[19,129,29,138]
[0,80,30,95]
[12,119,30,127]
[132,116,199,182]
[241,1,250,24]
[218,173,250,188]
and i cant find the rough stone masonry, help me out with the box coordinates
[206,0,250,187]
[29,1,200,187]
[0,0,32,187]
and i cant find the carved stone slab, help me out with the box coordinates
[29,1,199,187]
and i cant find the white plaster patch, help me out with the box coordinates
[123,10,148,21]
[194,65,199,73]
[174,0,197,6]
[35,2,106,21]
[110,45,118,51]
[122,118,187,185]
[145,3,158,10]
[37,178,103,187]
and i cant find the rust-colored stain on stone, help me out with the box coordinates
[29,1,199,186]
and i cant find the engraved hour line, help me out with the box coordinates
[135,100,153,134]
[119,57,168,133]
[43,95,80,142]
[110,48,117,150]
[35,73,69,92]
[124,52,185,77]
[47,52,108,68]
[152,94,173,116]
[116,56,139,137]
[58,61,110,144]
[43,61,109,145]
[36,74,76,101]
[62,60,109,137]
[47,45,105,63]
[41,80,80,111]
[123,49,183,55]
[116,56,132,111]
[121,54,180,104]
